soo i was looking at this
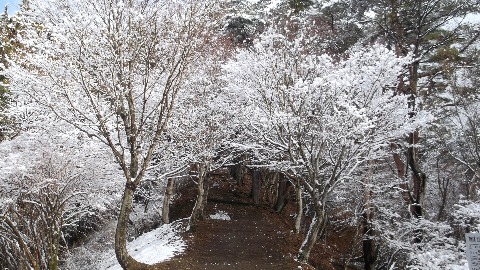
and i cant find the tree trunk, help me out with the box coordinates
[251,170,261,204]
[230,154,250,187]
[2,211,39,270]
[47,221,61,270]
[115,183,149,270]
[294,178,303,234]
[202,172,210,217]
[274,174,291,212]
[362,234,376,270]
[408,131,426,218]
[362,197,377,270]
[190,163,209,227]
[390,0,427,233]
[162,178,175,224]
[234,162,244,186]
[435,157,450,221]
[297,203,326,263]
[262,171,279,206]
[362,161,378,270]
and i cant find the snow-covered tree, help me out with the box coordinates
[162,45,239,226]
[368,0,479,223]
[4,0,215,268]
[223,25,428,263]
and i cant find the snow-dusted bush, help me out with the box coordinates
[374,206,475,270]
[451,200,480,237]
[407,219,468,270]
[0,125,123,269]
[0,159,92,269]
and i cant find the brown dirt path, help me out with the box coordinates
[150,172,359,270]
[155,199,305,270]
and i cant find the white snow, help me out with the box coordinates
[319,0,341,9]
[101,222,186,269]
[450,262,469,270]
[209,210,231,221]
[442,12,480,30]
[364,9,376,19]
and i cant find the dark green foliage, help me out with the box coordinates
[288,0,313,13]
[225,16,264,46]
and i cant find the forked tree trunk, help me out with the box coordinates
[392,134,426,243]
[115,184,149,270]
[190,163,209,227]
[162,178,175,224]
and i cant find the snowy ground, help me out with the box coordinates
[100,222,186,270]
[209,210,231,221]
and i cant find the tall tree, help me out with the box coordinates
[5,0,214,268]
[223,24,424,263]
[371,0,478,222]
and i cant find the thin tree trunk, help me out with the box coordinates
[435,158,449,221]
[362,161,377,270]
[162,178,175,224]
[362,194,376,270]
[202,173,209,214]
[252,170,261,204]
[48,221,61,270]
[234,162,244,186]
[295,178,303,234]
[115,184,149,270]
[274,174,291,213]
[263,171,279,206]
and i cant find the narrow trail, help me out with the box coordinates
[148,172,350,270]
[154,198,305,270]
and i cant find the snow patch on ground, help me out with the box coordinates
[210,210,231,221]
[101,222,186,269]
[449,262,469,270]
